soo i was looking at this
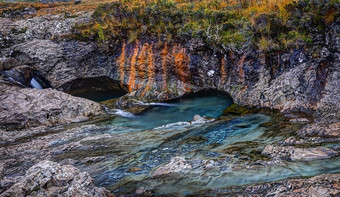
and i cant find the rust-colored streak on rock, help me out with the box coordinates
[173,44,191,92]
[136,43,148,89]
[118,43,126,88]
[127,43,139,92]
[220,57,227,85]
[141,44,155,96]
[161,43,169,91]
[237,54,246,83]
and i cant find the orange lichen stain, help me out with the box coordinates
[161,43,169,91]
[236,85,248,99]
[127,43,139,92]
[136,43,148,89]
[173,44,191,92]
[141,44,155,96]
[220,57,227,85]
[117,43,126,88]
[237,54,246,82]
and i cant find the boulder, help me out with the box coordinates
[1,160,111,197]
[0,83,104,130]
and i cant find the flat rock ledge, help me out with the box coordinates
[235,173,340,196]
[262,145,339,161]
[1,160,111,197]
[0,83,104,130]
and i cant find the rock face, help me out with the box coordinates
[0,83,104,130]
[1,160,110,197]
[0,13,91,50]
[4,26,339,121]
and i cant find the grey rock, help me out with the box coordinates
[0,13,92,50]
[0,83,104,130]
[1,160,111,197]
[152,157,192,178]
[262,145,338,161]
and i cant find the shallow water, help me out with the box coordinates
[103,93,233,131]
[51,94,340,196]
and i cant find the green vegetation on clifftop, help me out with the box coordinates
[72,0,339,52]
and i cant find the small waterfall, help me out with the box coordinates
[1,68,50,89]
[104,107,136,118]
[134,101,178,106]
[30,78,43,89]
[31,71,51,89]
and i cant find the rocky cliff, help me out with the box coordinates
[3,16,339,120]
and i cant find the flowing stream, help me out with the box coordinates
[51,92,340,196]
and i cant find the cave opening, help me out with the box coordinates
[63,77,127,102]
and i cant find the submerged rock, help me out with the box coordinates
[191,114,214,124]
[1,160,111,197]
[222,104,250,116]
[152,157,192,178]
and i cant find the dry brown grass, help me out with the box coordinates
[0,0,118,18]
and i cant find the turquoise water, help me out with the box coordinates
[91,114,273,193]
[105,92,233,131]
[50,93,340,196]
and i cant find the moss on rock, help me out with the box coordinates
[222,104,250,116]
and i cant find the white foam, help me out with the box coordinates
[135,101,178,106]
[104,107,136,118]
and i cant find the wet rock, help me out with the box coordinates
[289,118,310,123]
[135,187,147,195]
[74,0,81,4]
[262,145,338,161]
[0,83,104,130]
[222,104,249,116]
[81,156,106,165]
[203,160,216,168]
[1,160,111,197]
[200,173,340,196]
[247,173,340,196]
[152,157,192,178]
[191,115,214,124]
